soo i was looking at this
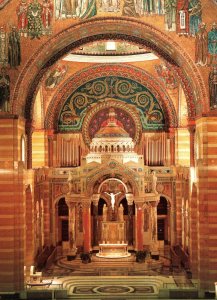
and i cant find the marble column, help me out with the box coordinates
[126,193,134,246]
[66,199,77,253]
[170,206,176,246]
[92,194,100,246]
[188,123,196,167]
[148,200,159,255]
[135,201,144,251]
[82,201,91,253]
[150,201,158,243]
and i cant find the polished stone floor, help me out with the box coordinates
[25,247,198,299]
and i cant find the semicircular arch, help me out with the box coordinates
[45,64,178,131]
[11,17,208,120]
[86,166,140,197]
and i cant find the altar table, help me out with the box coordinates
[96,243,131,258]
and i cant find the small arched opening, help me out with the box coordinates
[57,198,69,245]
[157,196,170,244]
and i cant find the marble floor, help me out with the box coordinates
[28,250,197,299]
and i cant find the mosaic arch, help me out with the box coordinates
[81,98,142,146]
[58,75,166,131]
[45,64,178,130]
[11,17,208,119]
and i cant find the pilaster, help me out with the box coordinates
[194,116,217,290]
[0,115,25,292]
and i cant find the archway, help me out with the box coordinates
[56,198,69,248]
[91,177,136,254]
[12,17,207,120]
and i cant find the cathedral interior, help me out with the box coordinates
[0,0,217,299]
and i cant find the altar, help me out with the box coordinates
[97,221,130,258]
[96,243,130,258]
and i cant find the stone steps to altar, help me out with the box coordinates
[62,276,163,299]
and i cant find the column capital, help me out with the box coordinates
[135,201,144,210]
[65,194,80,205]
[144,193,160,202]
[82,200,91,209]
[126,193,134,205]
[150,200,159,208]
[65,200,77,208]
[91,193,100,206]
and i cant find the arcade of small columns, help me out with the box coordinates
[64,190,160,253]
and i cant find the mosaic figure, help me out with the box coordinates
[134,0,144,16]
[143,0,155,14]
[57,0,77,18]
[155,63,177,89]
[56,0,96,19]
[0,67,10,112]
[8,26,21,69]
[209,67,217,110]
[98,0,120,13]
[42,0,53,35]
[176,0,189,36]
[122,0,139,17]
[79,0,97,19]
[195,23,208,66]
[164,0,177,31]
[45,64,67,89]
[188,0,202,37]
[208,22,217,66]
[0,26,7,65]
[16,0,28,37]
[154,0,165,14]
[27,0,43,39]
